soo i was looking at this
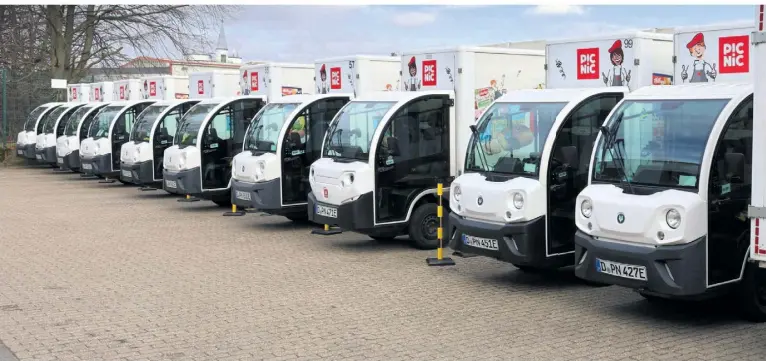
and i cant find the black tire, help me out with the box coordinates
[212,199,231,208]
[285,214,308,223]
[408,203,441,250]
[513,264,543,273]
[738,262,766,322]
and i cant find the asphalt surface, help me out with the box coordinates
[2,166,766,360]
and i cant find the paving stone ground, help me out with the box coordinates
[1,166,766,361]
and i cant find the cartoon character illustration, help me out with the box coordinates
[242,70,250,95]
[385,84,393,91]
[405,56,421,92]
[681,32,717,83]
[602,40,631,87]
[490,76,507,100]
[555,59,566,79]
[317,64,328,94]
[142,80,149,99]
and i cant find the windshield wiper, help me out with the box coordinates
[598,112,634,194]
[327,127,344,156]
[469,124,492,175]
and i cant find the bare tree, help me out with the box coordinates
[41,5,238,82]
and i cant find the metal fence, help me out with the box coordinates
[0,68,62,152]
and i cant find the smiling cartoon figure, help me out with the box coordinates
[602,40,631,87]
[681,32,717,83]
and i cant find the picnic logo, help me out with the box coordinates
[118,86,124,100]
[197,80,204,95]
[577,48,599,80]
[71,88,77,100]
[95,87,102,101]
[330,67,342,90]
[250,71,259,91]
[149,82,157,97]
[719,35,749,74]
[422,59,437,87]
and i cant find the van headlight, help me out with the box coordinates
[581,199,592,218]
[341,172,355,187]
[666,208,681,229]
[453,184,461,201]
[255,161,265,180]
[512,192,524,209]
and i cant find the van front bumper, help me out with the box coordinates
[38,146,56,164]
[307,191,391,234]
[574,230,708,298]
[81,154,113,176]
[23,144,37,159]
[163,167,201,195]
[59,151,80,171]
[120,160,154,185]
[447,214,570,268]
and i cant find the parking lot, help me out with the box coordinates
[1,166,765,361]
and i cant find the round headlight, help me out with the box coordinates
[453,185,462,201]
[513,192,524,209]
[666,208,681,229]
[581,199,592,218]
[341,173,354,187]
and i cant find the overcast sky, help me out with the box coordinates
[214,5,754,63]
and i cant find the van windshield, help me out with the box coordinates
[42,107,67,134]
[466,102,567,176]
[244,103,300,152]
[131,105,169,142]
[24,107,49,132]
[592,98,729,189]
[64,106,94,136]
[88,105,123,139]
[322,101,395,161]
[175,103,219,146]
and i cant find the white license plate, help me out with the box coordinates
[82,163,92,170]
[35,154,42,159]
[17,150,23,154]
[121,169,131,177]
[595,258,647,281]
[57,157,64,164]
[315,204,337,218]
[165,180,177,188]
[462,234,499,251]
[235,190,251,201]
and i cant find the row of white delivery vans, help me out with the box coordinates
[16,16,766,320]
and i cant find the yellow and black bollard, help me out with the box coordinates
[177,194,200,202]
[311,223,342,235]
[426,183,455,266]
[223,203,247,216]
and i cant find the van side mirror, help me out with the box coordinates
[725,152,745,182]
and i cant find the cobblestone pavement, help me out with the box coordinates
[1,166,766,361]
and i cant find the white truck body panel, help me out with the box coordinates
[545,31,674,91]
[674,22,754,85]
[139,76,190,100]
[188,71,239,99]
[239,63,315,99]
[67,84,91,102]
[89,82,115,102]
[750,7,766,262]
[112,79,142,101]
[314,55,401,96]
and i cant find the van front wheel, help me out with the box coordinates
[739,262,766,322]
[409,203,440,250]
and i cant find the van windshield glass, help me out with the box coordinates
[131,105,168,142]
[466,102,567,176]
[322,101,395,161]
[88,106,123,139]
[65,106,94,136]
[24,107,49,132]
[42,107,67,134]
[592,99,729,189]
[176,103,219,146]
[244,103,300,152]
